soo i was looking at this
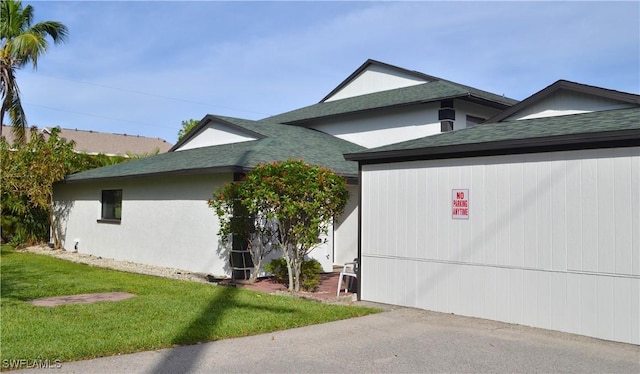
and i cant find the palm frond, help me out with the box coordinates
[30,21,68,44]
[7,90,27,144]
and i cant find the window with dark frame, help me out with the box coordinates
[101,189,122,221]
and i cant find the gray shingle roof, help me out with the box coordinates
[265,80,518,125]
[63,116,364,183]
[345,108,640,162]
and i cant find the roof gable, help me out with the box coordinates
[322,59,438,102]
[172,116,264,151]
[487,80,640,123]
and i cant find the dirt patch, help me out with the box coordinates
[30,292,136,307]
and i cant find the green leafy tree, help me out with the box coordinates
[210,159,349,292]
[126,147,160,159]
[177,119,199,142]
[210,181,278,283]
[1,127,141,246]
[0,0,68,143]
[1,127,75,246]
[72,152,127,172]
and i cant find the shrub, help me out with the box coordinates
[264,258,322,292]
[300,259,322,292]
[264,258,288,285]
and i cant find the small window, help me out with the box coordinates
[101,189,122,221]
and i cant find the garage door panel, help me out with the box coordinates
[614,156,634,275]
[484,165,499,265]
[536,271,552,328]
[566,159,583,271]
[523,162,538,269]
[508,268,524,324]
[496,167,511,266]
[549,272,567,331]
[581,158,599,273]
[565,273,582,334]
[484,266,498,320]
[522,270,538,327]
[495,267,510,322]
[509,163,525,268]
[580,273,598,338]
[598,158,616,274]
[551,160,568,271]
[536,162,553,270]
[596,276,614,341]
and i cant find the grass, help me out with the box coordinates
[0,245,378,364]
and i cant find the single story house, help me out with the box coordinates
[345,80,640,345]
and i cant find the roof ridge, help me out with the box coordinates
[1,124,170,142]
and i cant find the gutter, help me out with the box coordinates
[344,129,640,165]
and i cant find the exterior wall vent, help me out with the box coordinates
[439,100,455,132]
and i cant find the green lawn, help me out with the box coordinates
[0,246,378,363]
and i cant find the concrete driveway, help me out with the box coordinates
[16,303,640,373]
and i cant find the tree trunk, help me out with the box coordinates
[285,253,294,292]
[292,258,302,292]
[49,195,60,249]
[249,257,261,283]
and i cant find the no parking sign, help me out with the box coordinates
[452,189,469,219]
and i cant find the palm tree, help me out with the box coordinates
[0,0,68,144]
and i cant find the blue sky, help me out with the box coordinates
[17,1,640,144]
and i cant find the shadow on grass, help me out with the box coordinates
[151,284,297,374]
[0,248,36,302]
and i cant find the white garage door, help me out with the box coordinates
[360,147,639,345]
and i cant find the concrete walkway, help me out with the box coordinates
[15,304,640,373]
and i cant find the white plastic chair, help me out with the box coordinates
[336,261,358,297]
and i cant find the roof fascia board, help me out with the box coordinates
[459,94,515,110]
[61,163,361,185]
[319,59,440,103]
[486,80,640,123]
[284,93,511,126]
[211,117,267,140]
[61,165,246,184]
[344,129,640,164]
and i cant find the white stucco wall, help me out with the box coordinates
[310,100,503,149]
[326,64,428,102]
[359,147,640,345]
[54,174,230,276]
[507,90,633,120]
[176,122,257,151]
[54,172,356,276]
[310,105,440,148]
[333,185,359,265]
